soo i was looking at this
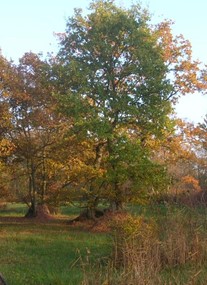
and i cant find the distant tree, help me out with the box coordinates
[153,119,202,202]
[191,116,207,192]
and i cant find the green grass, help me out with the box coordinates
[0,203,110,285]
[0,203,82,218]
[0,203,28,216]
[60,204,82,217]
[0,223,110,285]
[2,202,207,284]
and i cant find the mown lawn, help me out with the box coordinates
[0,204,110,285]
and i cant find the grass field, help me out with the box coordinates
[1,203,207,284]
[0,203,110,285]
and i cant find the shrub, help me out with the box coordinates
[82,208,207,284]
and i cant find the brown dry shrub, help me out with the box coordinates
[109,214,161,284]
[0,202,7,210]
[87,210,207,284]
[80,206,207,284]
[159,208,207,267]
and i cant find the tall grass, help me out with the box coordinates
[82,206,207,285]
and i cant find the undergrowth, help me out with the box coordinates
[82,206,207,285]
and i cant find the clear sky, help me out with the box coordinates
[0,0,207,123]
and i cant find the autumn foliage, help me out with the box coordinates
[0,0,207,217]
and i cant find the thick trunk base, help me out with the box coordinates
[25,204,52,220]
[109,201,124,212]
[0,273,7,285]
[25,203,36,218]
[68,208,104,223]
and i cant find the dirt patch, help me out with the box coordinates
[24,204,54,221]
[0,210,129,233]
[0,216,29,224]
[0,215,67,226]
[34,204,54,221]
[69,210,129,233]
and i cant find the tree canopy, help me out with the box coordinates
[54,0,204,212]
[0,0,206,217]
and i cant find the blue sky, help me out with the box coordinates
[0,0,207,123]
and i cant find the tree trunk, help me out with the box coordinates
[41,148,47,204]
[26,160,37,217]
[25,203,51,219]
[109,201,123,212]
[106,138,124,213]
[25,200,37,218]
[0,273,7,285]
[86,208,96,220]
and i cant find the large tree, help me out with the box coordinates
[55,0,204,214]
[0,53,71,216]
